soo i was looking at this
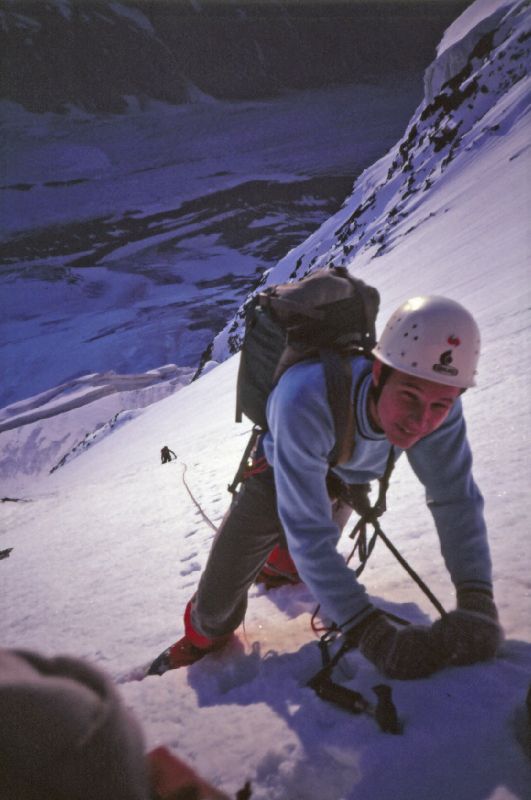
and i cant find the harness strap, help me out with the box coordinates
[242,455,269,481]
[346,445,395,576]
[228,427,262,495]
[320,349,354,466]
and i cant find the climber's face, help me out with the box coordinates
[371,360,460,449]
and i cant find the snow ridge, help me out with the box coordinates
[49,408,140,474]
[0,366,193,486]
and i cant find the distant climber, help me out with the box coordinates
[161,446,177,464]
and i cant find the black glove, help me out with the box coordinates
[347,611,442,680]
[431,588,503,666]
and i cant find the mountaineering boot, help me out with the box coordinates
[147,638,206,675]
[255,544,301,589]
[146,601,231,676]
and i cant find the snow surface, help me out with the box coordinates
[437,0,516,54]
[1,1,530,798]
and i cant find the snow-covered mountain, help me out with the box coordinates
[0,0,469,112]
[1,2,530,798]
[0,81,422,409]
[209,0,530,364]
[0,0,471,410]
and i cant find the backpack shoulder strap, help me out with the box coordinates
[320,350,354,466]
[328,356,377,466]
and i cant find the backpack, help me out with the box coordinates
[233,265,380,473]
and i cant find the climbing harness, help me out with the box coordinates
[228,427,263,495]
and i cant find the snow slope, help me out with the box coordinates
[0,365,193,485]
[1,1,530,798]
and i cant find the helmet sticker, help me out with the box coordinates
[448,335,461,346]
[433,349,458,377]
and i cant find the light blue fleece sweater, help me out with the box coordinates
[263,356,492,631]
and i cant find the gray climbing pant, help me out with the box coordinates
[190,466,352,640]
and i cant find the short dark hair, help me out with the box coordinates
[372,362,393,402]
[373,361,467,399]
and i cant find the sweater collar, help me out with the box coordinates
[356,370,386,441]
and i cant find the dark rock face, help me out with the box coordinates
[0,1,190,112]
[0,0,471,113]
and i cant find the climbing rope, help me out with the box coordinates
[180,462,218,532]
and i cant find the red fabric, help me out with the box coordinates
[148,746,230,799]
[183,600,231,650]
[242,455,269,481]
[167,636,208,669]
[261,544,299,578]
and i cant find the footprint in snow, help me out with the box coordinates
[180,561,201,577]
[180,551,198,562]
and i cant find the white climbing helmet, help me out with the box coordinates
[373,296,481,388]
